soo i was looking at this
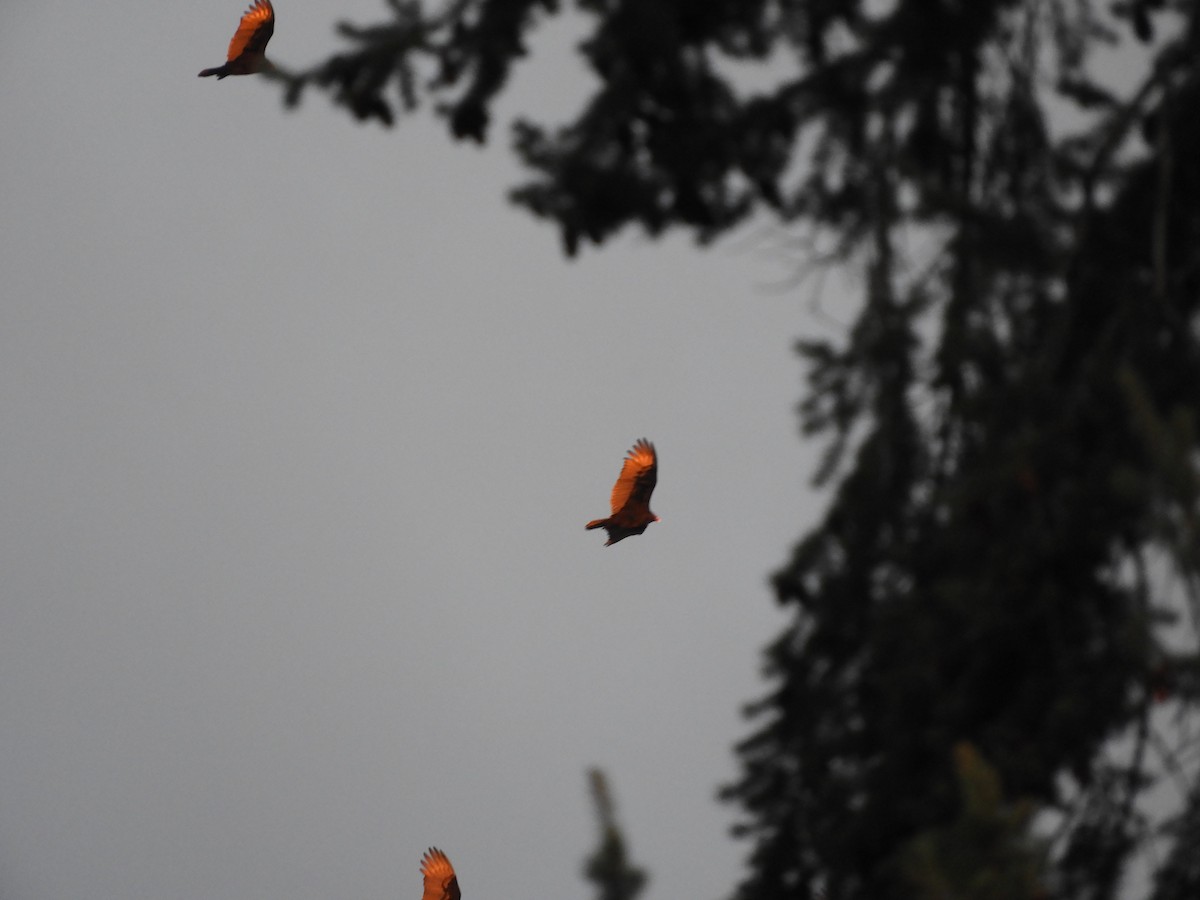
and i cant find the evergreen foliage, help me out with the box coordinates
[899,743,1047,900]
[280,2,1200,898]
[584,769,647,900]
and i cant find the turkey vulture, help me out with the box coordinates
[421,848,461,900]
[586,439,660,545]
[199,0,275,78]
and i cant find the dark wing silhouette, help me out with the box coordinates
[586,439,659,545]
[421,848,461,900]
[199,0,275,77]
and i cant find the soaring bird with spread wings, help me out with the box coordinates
[421,848,461,900]
[199,0,276,78]
[586,439,660,545]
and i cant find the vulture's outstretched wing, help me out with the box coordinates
[609,439,657,515]
[199,0,275,78]
[226,0,275,63]
[421,848,461,900]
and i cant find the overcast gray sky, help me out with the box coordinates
[0,3,841,900]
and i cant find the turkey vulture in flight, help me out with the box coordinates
[199,0,275,78]
[586,439,660,545]
[421,848,461,900]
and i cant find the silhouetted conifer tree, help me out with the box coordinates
[583,769,646,900]
[283,3,1200,898]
